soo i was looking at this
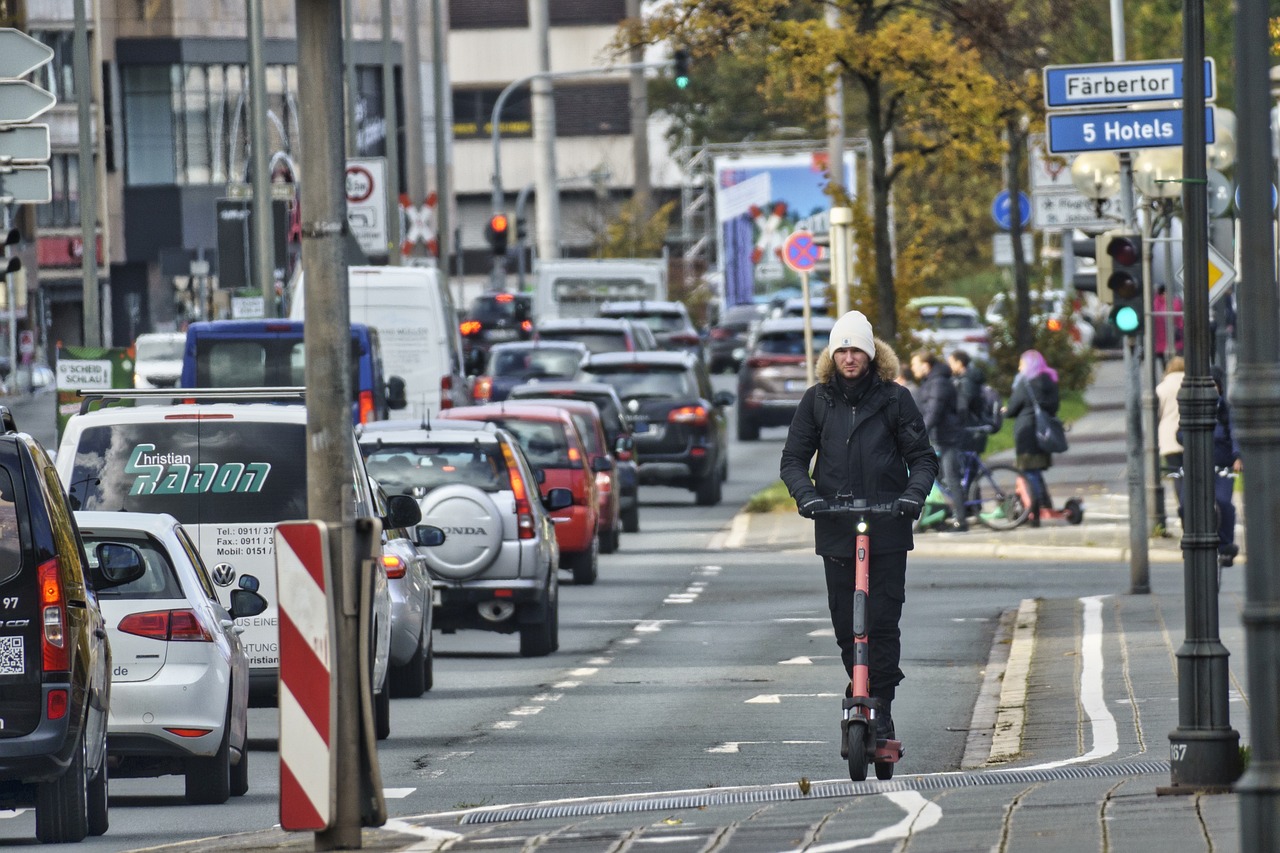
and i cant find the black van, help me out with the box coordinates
[0,409,143,843]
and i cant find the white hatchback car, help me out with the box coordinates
[75,511,268,805]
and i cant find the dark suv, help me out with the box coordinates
[578,352,734,506]
[460,292,534,365]
[0,409,144,843]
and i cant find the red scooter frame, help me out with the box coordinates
[814,497,902,782]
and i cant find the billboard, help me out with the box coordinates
[714,151,857,307]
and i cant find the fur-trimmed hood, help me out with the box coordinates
[816,338,901,385]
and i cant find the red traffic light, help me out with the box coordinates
[489,213,509,235]
[1106,236,1140,267]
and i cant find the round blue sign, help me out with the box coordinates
[992,190,1032,231]
[1234,183,1277,213]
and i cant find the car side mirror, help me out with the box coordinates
[465,348,487,376]
[415,525,447,547]
[590,455,613,473]
[386,376,408,410]
[230,588,268,619]
[238,574,260,593]
[92,542,146,589]
[613,435,634,460]
[385,493,422,530]
[532,467,546,485]
[543,487,573,511]
[712,390,736,408]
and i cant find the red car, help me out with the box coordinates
[440,404,602,584]
[512,398,621,554]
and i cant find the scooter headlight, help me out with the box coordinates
[856,520,868,534]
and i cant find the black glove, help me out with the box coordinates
[892,497,923,520]
[798,497,828,519]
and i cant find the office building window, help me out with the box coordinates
[549,0,624,25]
[453,88,531,140]
[555,83,628,136]
[37,154,80,229]
[123,65,176,185]
[30,30,76,100]
[449,0,528,29]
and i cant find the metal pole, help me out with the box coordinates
[4,205,15,387]
[248,0,275,311]
[1144,207,1167,539]
[801,271,814,386]
[825,1,844,203]
[515,182,534,290]
[831,207,852,316]
[1233,0,1280,836]
[429,0,451,291]
[73,0,98,346]
[343,0,357,155]
[295,0,367,845]
[1167,0,1241,791]
[530,0,559,266]
[625,0,650,217]
[380,0,401,263]
[402,0,426,224]
[1109,0,1148,584]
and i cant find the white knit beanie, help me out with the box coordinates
[827,310,876,359]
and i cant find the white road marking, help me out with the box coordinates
[531,693,563,703]
[382,819,462,844]
[698,565,723,576]
[567,668,599,677]
[777,617,831,623]
[553,681,581,689]
[745,693,841,704]
[492,720,520,729]
[1009,594,1118,771]
[710,514,749,550]
[509,706,543,716]
[808,628,836,637]
[635,620,671,633]
[779,655,838,665]
[621,637,641,645]
[707,740,824,753]
[383,788,415,799]
[804,791,943,851]
[586,657,612,666]
[639,836,705,844]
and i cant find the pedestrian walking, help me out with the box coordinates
[1153,285,1184,365]
[1155,355,1185,518]
[910,349,967,531]
[949,350,989,453]
[1177,367,1243,567]
[780,310,938,743]
[1003,349,1060,527]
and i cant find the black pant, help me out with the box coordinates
[823,550,908,698]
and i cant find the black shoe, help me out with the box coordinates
[875,700,894,741]
[1219,544,1239,567]
[948,518,968,533]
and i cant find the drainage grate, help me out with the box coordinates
[458,760,1171,825]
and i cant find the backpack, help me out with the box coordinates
[978,384,1004,432]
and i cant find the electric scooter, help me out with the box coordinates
[813,497,903,782]
[1014,476,1084,525]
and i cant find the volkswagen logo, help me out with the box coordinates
[211,563,237,587]
[627,398,640,414]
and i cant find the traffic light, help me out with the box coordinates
[1096,231,1142,336]
[2,228,20,277]
[486,212,510,257]
[673,50,691,89]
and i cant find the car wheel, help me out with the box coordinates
[599,517,620,554]
[566,536,599,585]
[737,414,760,442]
[36,731,89,843]
[231,739,250,797]
[621,503,640,533]
[695,473,723,506]
[519,575,557,657]
[87,736,108,836]
[375,683,391,740]
[186,706,232,805]
[390,628,428,698]
[423,636,434,693]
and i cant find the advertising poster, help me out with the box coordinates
[56,345,135,439]
[714,151,858,307]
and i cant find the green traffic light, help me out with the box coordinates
[675,76,689,89]
[1113,305,1141,334]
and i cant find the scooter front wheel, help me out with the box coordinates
[847,723,869,782]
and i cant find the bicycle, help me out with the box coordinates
[916,443,1032,532]
[811,496,903,783]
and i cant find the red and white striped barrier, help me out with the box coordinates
[275,521,336,831]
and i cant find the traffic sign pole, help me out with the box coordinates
[801,271,814,386]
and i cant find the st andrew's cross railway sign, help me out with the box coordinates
[782,230,823,274]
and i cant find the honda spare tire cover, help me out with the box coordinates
[418,484,504,579]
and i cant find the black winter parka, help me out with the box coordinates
[780,340,939,556]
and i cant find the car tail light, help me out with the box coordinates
[521,320,533,333]
[473,375,493,403]
[567,446,581,463]
[382,554,407,579]
[595,470,612,492]
[460,320,482,336]
[668,405,708,426]
[709,328,732,340]
[47,689,68,721]
[746,355,802,369]
[359,389,375,423]
[441,375,455,409]
[1046,317,1064,333]
[499,441,536,539]
[164,727,214,738]
[669,333,700,346]
[119,610,214,642]
[38,558,67,672]
[963,334,989,344]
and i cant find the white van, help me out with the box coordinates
[54,393,400,715]
[290,266,468,418]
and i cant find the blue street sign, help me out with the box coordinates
[1046,106,1215,155]
[1044,58,1216,110]
[991,190,1031,230]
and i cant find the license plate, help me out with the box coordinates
[631,419,650,434]
[784,379,805,392]
[486,328,518,341]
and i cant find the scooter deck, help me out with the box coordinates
[873,739,904,763]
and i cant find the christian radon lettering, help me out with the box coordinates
[125,443,272,496]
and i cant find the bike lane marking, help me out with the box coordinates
[804,790,944,852]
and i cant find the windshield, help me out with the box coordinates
[579,365,696,400]
[82,531,185,600]
[68,421,309,524]
[537,329,628,354]
[756,331,825,356]
[919,310,981,330]
[136,336,185,361]
[0,468,20,586]
[193,335,361,394]
[479,418,575,468]
[491,348,582,378]
[468,294,530,324]
[363,443,510,495]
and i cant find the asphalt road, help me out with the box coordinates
[0,378,1130,850]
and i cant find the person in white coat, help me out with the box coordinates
[1155,356,1185,515]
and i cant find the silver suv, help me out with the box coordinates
[358,419,571,657]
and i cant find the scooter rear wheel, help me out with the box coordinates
[847,725,868,782]
[875,759,894,780]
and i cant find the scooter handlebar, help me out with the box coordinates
[810,500,898,518]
